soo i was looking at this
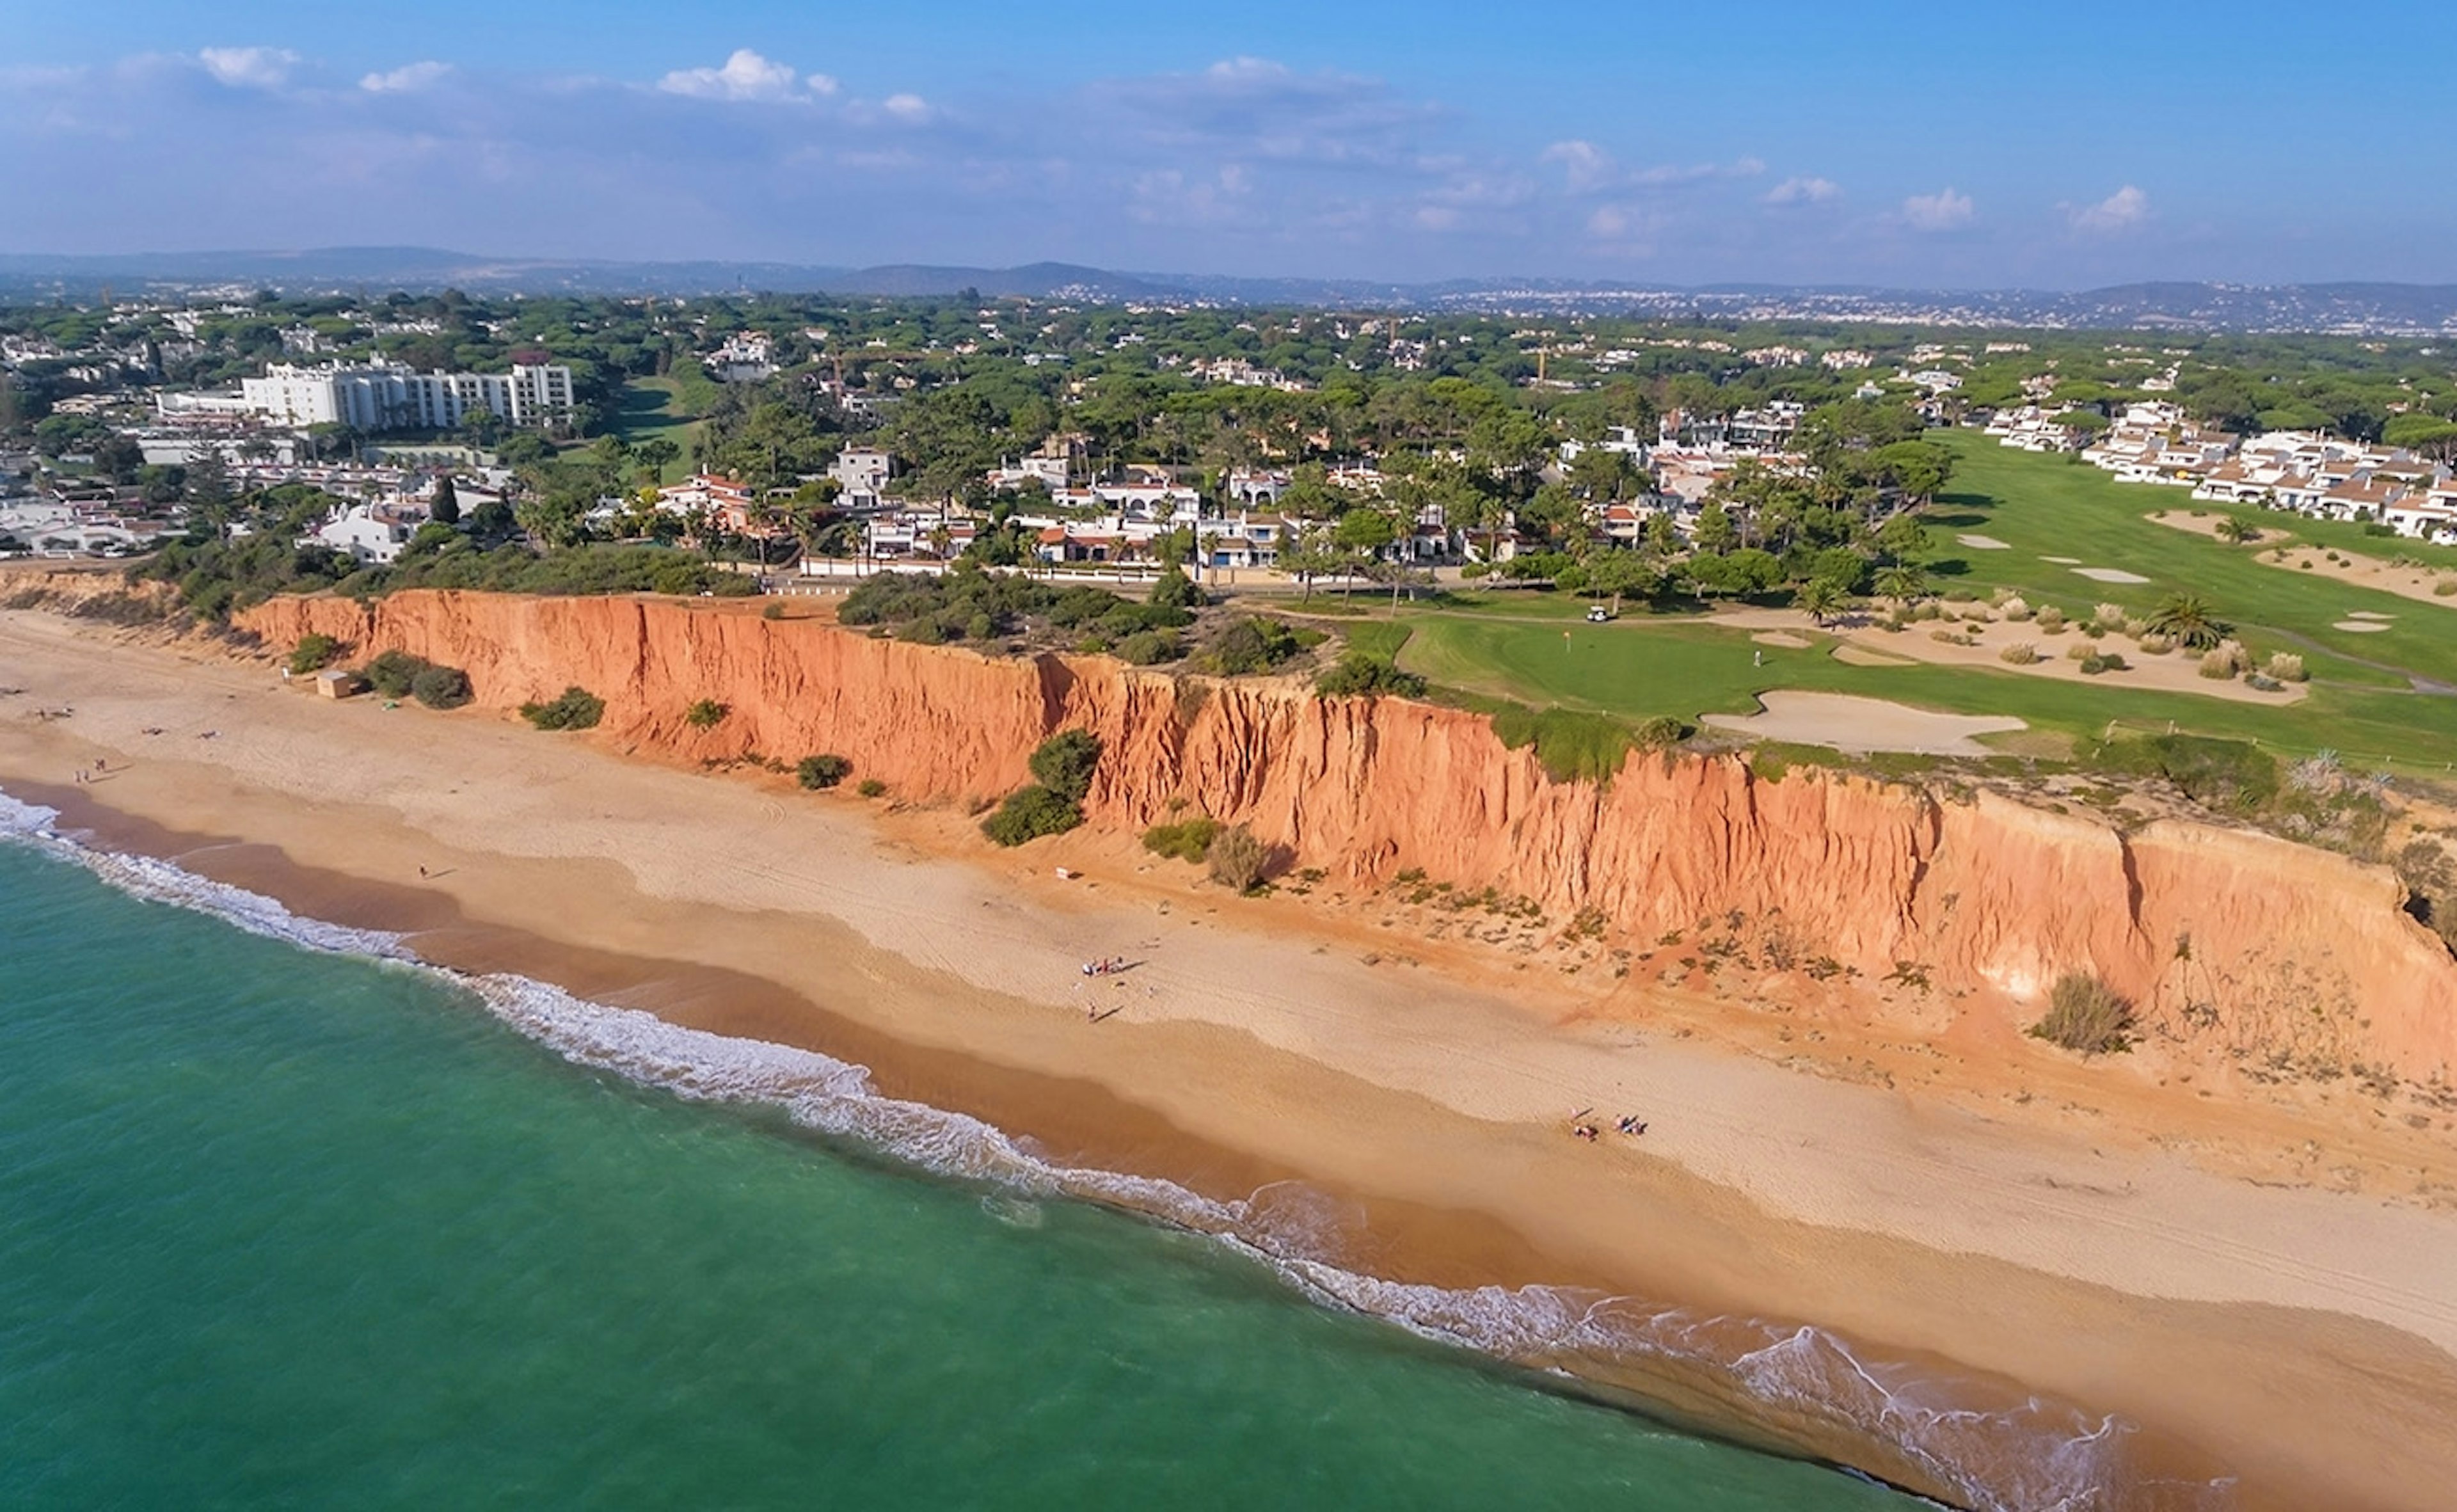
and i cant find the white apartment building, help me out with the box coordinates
[235,362,575,431]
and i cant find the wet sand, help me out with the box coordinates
[8,605,2457,1509]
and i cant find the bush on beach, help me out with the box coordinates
[521,686,605,731]
[1205,824,1271,892]
[797,754,852,790]
[409,664,472,710]
[1142,817,1222,863]
[2028,973,2137,1055]
[983,729,1104,847]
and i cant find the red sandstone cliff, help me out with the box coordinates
[237,590,2457,1082]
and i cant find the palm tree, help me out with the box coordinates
[2213,516,2258,545]
[1796,577,1850,627]
[1872,564,1928,609]
[2144,593,2230,650]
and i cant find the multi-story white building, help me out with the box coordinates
[233,362,575,431]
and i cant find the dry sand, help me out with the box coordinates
[7,605,2457,1509]
[1703,690,2024,755]
[1715,606,2306,706]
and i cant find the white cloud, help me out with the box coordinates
[1206,56,1291,83]
[805,72,840,97]
[198,47,299,90]
[1541,139,1613,191]
[1545,145,1761,194]
[2072,184,2149,234]
[360,61,451,94]
[1902,186,1975,232]
[1765,175,1840,206]
[881,92,932,122]
[658,49,808,102]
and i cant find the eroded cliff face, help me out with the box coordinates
[238,590,2457,1081]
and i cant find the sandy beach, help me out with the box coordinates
[7,601,2457,1510]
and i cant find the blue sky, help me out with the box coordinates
[3,0,2450,287]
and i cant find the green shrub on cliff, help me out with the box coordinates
[521,686,605,731]
[685,699,730,729]
[841,564,1190,651]
[1490,704,1634,785]
[150,532,756,610]
[983,730,1105,847]
[2101,734,2277,814]
[1314,655,1426,699]
[1028,729,1103,804]
[287,633,344,676]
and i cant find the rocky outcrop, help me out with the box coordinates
[239,590,2457,1081]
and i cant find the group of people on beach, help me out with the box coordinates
[70,757,106,784]
[1570,1111,1648,1142]
[1079,957,1126,977]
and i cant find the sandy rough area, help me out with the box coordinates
[1703,690,2026,754]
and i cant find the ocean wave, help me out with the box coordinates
[0,786,2234,1512]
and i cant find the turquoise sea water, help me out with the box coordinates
[0,823,1923,1511]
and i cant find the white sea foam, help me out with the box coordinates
[0,785,2233,1512]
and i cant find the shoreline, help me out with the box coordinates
[8,605,2457,1509]
[0,777,2165,1509]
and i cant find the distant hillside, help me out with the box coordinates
[3,246,2454,332]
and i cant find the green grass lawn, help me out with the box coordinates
[1394,614,2457,771]
[607,363,722,483]
[1926,437,2457,689]
[1356,440,2457,776]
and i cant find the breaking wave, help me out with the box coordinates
[1,786,2232,1511]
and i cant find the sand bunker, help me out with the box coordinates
[1751,631,1812,649]
[2349,611,2396,621]
[2334,621,2392,633]
[2071,567,2151,584]
[1704,692,2025,756]
[1957,534,2010,550]
[2042,555,2081,565]
[1831,644,1914,667]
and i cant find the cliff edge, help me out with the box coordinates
[238,589,2457,1083]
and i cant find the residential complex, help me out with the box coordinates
[1984,400,2457,538]
[163,360,575,432]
